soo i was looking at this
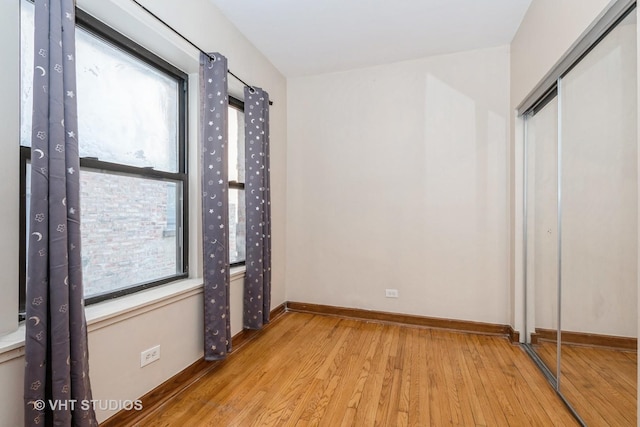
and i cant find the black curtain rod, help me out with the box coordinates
[131,0,274,106]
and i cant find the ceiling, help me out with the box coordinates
[209,0,532,77]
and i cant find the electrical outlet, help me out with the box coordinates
[140,345,160,367]
[385,289,399,298]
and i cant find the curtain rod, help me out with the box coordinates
[130,0,274,106]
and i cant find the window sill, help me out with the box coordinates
[0,266,245,363]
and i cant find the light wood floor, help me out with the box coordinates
[138,312,578,426]
[535,341,637,426]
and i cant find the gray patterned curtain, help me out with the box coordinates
[243,87,271,330]
[201,52,232,360]
[24,0,97,426]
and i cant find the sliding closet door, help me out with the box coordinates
[559,10,637,425]
[525,97,559,378]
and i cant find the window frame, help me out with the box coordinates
[19,6,189,317]
[228,96,245,268]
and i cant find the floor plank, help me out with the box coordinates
[135,312,579,427]
[535,341,637,427]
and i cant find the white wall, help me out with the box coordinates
[0,0,20,337]
[0,275,246,425]
[286,46,511,325]
[0,0,286,424]
[0,355,24,427]
[85,274,246,422]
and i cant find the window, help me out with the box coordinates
[19,2,188,316]
[228,97,246,266]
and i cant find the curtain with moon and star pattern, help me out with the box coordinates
[243,87,272,329]
[24,0,97,425]
[201,52,232,360]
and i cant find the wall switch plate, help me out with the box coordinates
[140,345,160,367]
[385,289,399,298]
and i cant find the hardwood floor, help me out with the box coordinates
[535,341,637,426]
[134,312,578,426]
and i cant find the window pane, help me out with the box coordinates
[229,189,246,264]
[20,1,187,309]
[75,29,179,171]
[20,0,34,148]
[25,163,32,261]
[20,5,180,173]
[26,165,184,298]
[80,171,182,297]
[228,107,245,183]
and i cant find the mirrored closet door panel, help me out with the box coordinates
[559,9,637,425]
[525,96,559,379]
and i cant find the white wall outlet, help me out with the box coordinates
[140,345,161,367]
[385,289,399,298]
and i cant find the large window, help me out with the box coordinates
[19,2,188,315]
[228,97,246,266]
